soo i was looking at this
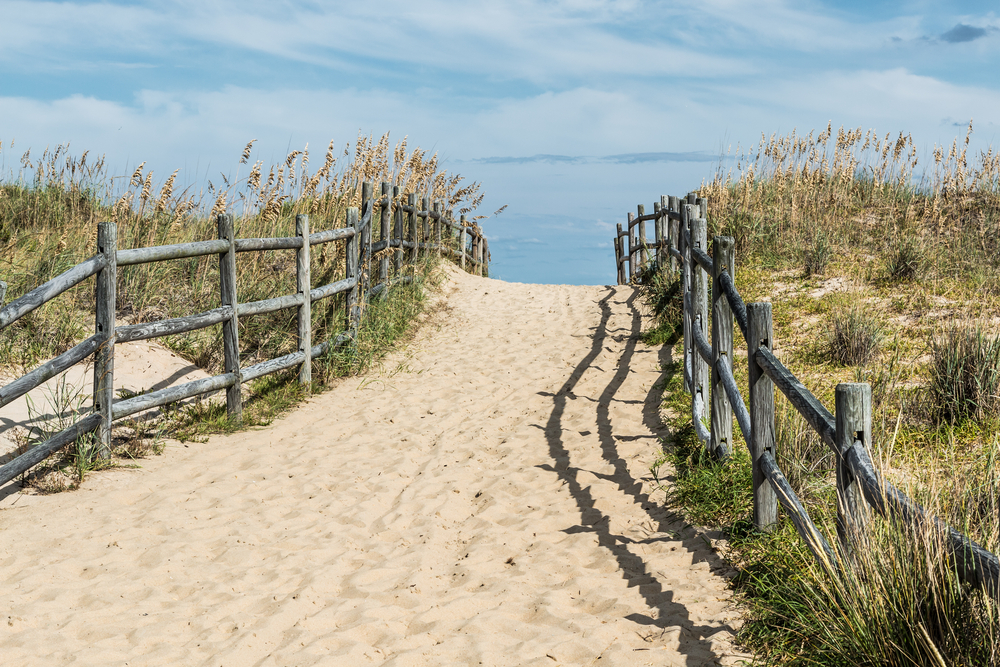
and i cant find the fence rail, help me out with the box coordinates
[0,181,490,489]
[613,194,1000,598]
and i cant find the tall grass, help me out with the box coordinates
[646,122,1000,664]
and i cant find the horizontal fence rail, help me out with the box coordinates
[613,193,1000,598]
[0,181,490,489]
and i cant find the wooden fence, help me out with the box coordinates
[613,193,1000,597]
[0,181,489,488]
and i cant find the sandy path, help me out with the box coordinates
[0,265,744,666]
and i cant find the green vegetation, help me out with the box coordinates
[1,135,485,487]
[646,123,1000,665]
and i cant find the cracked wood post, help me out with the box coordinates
[218,213,242,423]
[345,207,361,333]
[295,214,311,388]
[668,195,680,276]
[614,223,623,284]
[691,214,709,454]
[711,235,735,460]
[748,302,777,530]
[393,185,403,275]
[680,203,692,393]
[637,204,647,275]
[93,221,117,459]
[836,383,872,551]
[379,181,391,284]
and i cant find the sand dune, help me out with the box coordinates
[0,265,746,666]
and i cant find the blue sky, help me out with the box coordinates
[3,1,1000,284]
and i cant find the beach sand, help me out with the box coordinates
[0,264,746,665]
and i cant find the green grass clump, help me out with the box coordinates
[928,322,1000,425]
[826,302,882,367]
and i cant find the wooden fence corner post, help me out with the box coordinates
[613,223,622,285]
[218,213,243,424]
[93,221,117,459]
[421,195,431,259]
[711,235,735,461]
[690,215,709,454]
[748,301,777,531]
[346,207,361,333]
[460,215,469,272]
[835,383,872,551]
[668,195,680,276]
[295,214,311,389]
[393,185,403,276]
[379,181,391,284]
[637,204,647,275]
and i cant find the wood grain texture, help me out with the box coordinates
[835,383,871,550]
[407,194,418,264]
[117,239,230,266]
[243,351,308,383]
[627,212,636,281]
[638,204,648,272]
[117,307,234,343]
[460,215,468,271]
[296,215,312,387]
[346,207,361,333]
[680,205,691,393]
[718,271,748,340]
[379,182,391,284]
[234,237,302,252]
[690,216,710,456]
[217,214,243,423]
[0,254,105,330]
[748,302,778,530]
[308,227,355,246]
[112,373,238,420]
[310,277,357,302]
[711,235,735,460]
[393,185,403,275]
[93,221,117,458]
[237,294,304,318]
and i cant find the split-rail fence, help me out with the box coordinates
[0,181,490,488]
[612,194,1000,597]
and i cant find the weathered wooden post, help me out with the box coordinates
[627,212,636,281]
[421,195,431,258]
[93,221,117,458]
[697,196,708,220]
[459,215,468,271]
[653,201,662,269]
[295,214,311,388]
[218,213,242,424]
[711,235,735,460]
[748,302,777,530]
[613,225,622,285]
[637,204,647,274]
[835,383,872,550]
[361,182,373,303]
[658,196,668,267]
[476,230,484,276]
[345,207,360,333]
[0,280,6,306]
[393,185,403,275]
[668,195,680,276]
[379,181,391,284]
[616,223,626,284]
[433,202,442,256]
[407,193,418,265]
[482,236,489,277]
[691,215,709,452]
[680,203,692,393]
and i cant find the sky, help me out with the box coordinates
[2,1,1000,285]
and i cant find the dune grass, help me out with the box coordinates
[0,135,486,484]
[645,123,1000,665]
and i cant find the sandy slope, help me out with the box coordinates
[0,265,746,666]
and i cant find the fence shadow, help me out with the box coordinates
[537,285,737,664]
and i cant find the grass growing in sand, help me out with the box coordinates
[645,123,1000,665]
[1,134,486,485]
